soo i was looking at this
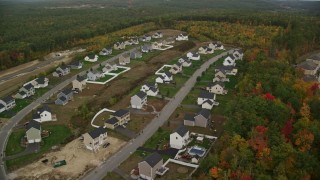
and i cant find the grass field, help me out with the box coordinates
[6,125,72,171]
[110,67,127,74]
[5,129,26,156]
[144,129,170,149]
[96,74,115,83]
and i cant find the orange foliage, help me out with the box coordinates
[294,129,314,152]
[210,167,220,178]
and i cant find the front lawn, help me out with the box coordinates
[0,99,32,118]
[96,74,115,83]
[5,129,26,156]
[158,84,179,98]
[144,129,170,149]
[110,67,127,74]
[6,125,72,171]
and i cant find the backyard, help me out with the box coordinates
[5,129,26,156]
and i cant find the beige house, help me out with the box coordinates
[83,126,108,152]
[72,75,87,92]
[138,152,168,180]
[169,63,183,74]
[206,82,228,95]
[119,53,131,65]
[105,109,130,129]
[297,61,319,76]
[26,120,42,144]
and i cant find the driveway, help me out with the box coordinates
[4,143,40,161]
[115,126,138,139]
[81,50,234,180]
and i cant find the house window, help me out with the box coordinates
[176,137,178,140]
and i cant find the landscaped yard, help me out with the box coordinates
[96,74,115,83]
[158,84,180,98]
[6,124,72,171]
[143,128,170,149]
[5,129,26,156]
[0,99,32,118]
[110,67,127,74]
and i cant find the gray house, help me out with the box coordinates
[99,48,112,56]
[0,96,16,113]
[119,54,130,65]
[131,91,147,109]
[141,44,153,53]
[130,50,142,59]
[17,83,35,99]
[52,65,70,77]
[33,76,49,88]
[114,42,126,50]
[72,75,87,92]
[55,89,73,105]
[184,114,196,127]
[26,120,41,144]
[138,152,167,180]
[194,109,211,128]
[69,61,83,69]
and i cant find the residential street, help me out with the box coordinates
[82,50,233,180]
[0,48,137,180]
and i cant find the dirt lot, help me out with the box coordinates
[8,136,126,180]
[148,29,184,38]
[158,162,195,180]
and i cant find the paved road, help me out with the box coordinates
[0,48,137,180]
[82,50,233,180]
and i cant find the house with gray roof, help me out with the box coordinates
[141,44,153,53]
[233,49,244,60]
[32,76,49,88]
[176,33,188,41]
[209,41,224,50]
[215,65,238,76]
[199,46,214,54]
[119,53,130,65]
[156,71,173,84]
[307,53,320,65]
[131,91,147,109]
[130,50,142,59]
[72,75,87,92]
[114,42,126,50]
[223,55,236,66]
[104,117,119,130]
[26,120,41,144]
[32,105,55,123]
[138,152,168,180]
[184,114,195,126]
[55,89,73,105]
[194,109,211,128]
[15,83,35,99]
[297,61,319,76]
[83,126,108,152]
[141,82,159,97]
[99,48,113,56]
[84,54,98,62]
[69,60,83,69]
[52,65,70,77]
[0,96,16,112]
[206,82,228,95]
[152,32,163,39]
[197,91,215,105]
[102,63,117,73]
[140,34,152,42]
[187,52,200,61]
[87,69,105,81]
[170,125,190,149]
[169,63,183,74]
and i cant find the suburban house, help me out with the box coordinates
[206,82,228,95]
[131,91,147,109]
[140,34,152,42]
[0,96,16,113]
[187,52,200,61]
[99,48,112,56]
[138,152,168,180]
[223,55,236,66]
[141,44,153,53]
[215,66,238,76]
[198,46,214,54]
[209,41,224,50]
[84,54,99,62]
[307,53,320,65]
[52,65,70,77]
[170,125,190,149]
[197,91,216,105]
[32,105,56,123]
[169,62,183,74]
[72,75,87,92]
[124,40,133,46]
[26,120,42,144]
[105,109,130,129]
[164,37,175,45]
[233,49,244,60]
[178,56,192,67]
[16,83,35,99]
[87,69,105,81]
[102,63,117,73]
[55,89,73,105]
[114,42,126,50]
[119,53,131,65]
[83,126,108,152]
[152,32,163,39]
[297,61,319,76]
[183,114,196,127]
[131,39,139,45]
[130,50,142,59]
[31,76,49,88]
[184,109,211,128]
[141,82,159,97]
[155,71,173,84]
[151,41,162,49]
[69,60,83,69]
[176,33,188,41]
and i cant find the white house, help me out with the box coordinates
[131,91,147,109]
[0,96,16,112]
[141,82,159,97]
[209,41,224,50]
[31,76,49,88]
[99,48,112,56]
[197,91,216,105]
[199,46,214,54]
[83,126,108,152]
[155,72,173,84]
[176,33,188,41]
[114,42,126,50]
[206,82,228,95]
[178,57,192,67]
[152,32,163,39]
[32,106,55,123]
[169,63,183,74]
[102,63,118,73]
[26,120,41,144]
[170,125,190,149]
[223,55,236,66]
[187,52,200,61]
[72,75,87,92]
[87,70,105,81]
[215,66,238,76]
[84,54,98,62]
[233,49,244,60]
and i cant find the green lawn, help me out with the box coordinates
[6,125,72,171]
[182,88,202,104]
[158,84,179,98]
[144,129,170,149]
[0,99,32,118]
[5,129,26,156]
[110,67,127,74]
[96,74,115,83]
[103,172,124,180]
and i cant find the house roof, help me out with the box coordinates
[308,53,320,61]
[37,105,51,114]
[184,114,195,121]
[216,65,235,71]
[105,117,119,125]
[143,152,162,168]
[149,87,158,93]
[234,49,243,54]
[297,61,319,70]
[23,83,34,90]
[76,75,86,82]
[70,60,82,66]
[113,109,129,117]
[55,70,62,74]
[2,96,14,104]
[199,91,214,99]
[0,103,4,109]
[17,91,26,96]
[229,54,235,60]
[145,82,157,88]
[61,89,73,96]
[35,76,46,84]
[208,82,225,88]
[136,91,147,99]
[26,120,41,131]
[88,126,107,139]
[197,109,211,119]
[60,65,69,70]
[174,125,189,137]
[88,54,96,59]
[302,75,318,82]
[59,96,67,102]
[121,53,130,58]
[181,32,188,36]
[164,71,172,77]
[203,100,214,105]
